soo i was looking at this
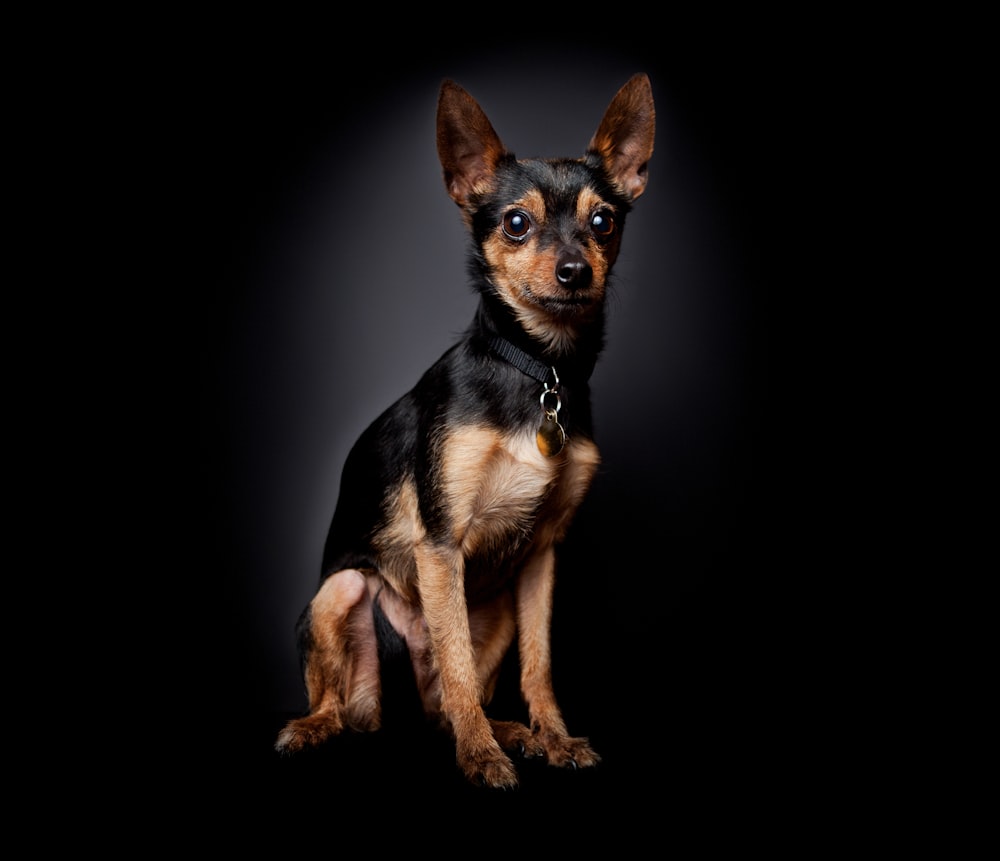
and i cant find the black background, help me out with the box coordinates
[197,17,822,827]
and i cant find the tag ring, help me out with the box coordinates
[540,386,561,414]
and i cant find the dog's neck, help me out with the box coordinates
[474,296,603,386]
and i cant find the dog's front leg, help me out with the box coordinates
[516,544,600,770]
[415,541,519,789]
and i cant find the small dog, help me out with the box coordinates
[276,74,655,788]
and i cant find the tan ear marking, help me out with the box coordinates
[436,80,509,210]
[587,73,656,201]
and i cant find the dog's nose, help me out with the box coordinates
[556,250,593,290]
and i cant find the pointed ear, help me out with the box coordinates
[587,73,656,201]
[436,80,508,210]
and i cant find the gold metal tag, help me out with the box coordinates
[537,408,567,457]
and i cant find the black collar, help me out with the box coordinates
[478,300,599,388]
[487,336,558,388]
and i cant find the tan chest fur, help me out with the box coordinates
[440,424,599,557]
[373,424,600,601]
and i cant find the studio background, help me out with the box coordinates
[199,27,791,804]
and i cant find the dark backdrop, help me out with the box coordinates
[198,22,800,816]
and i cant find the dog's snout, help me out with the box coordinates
[556,249,593,290]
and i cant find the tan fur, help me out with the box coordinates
[371,478,424,604]
[276,569,380,751]
[441,424,555,556]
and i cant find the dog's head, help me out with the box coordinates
[436,75,655,353]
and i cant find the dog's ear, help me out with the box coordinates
[587,73,656,201]
[437,80,507,211]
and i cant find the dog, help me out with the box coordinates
[276,74,655,788]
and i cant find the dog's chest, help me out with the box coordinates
[440,424,599,559]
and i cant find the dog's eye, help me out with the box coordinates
[590,210,615,240]
[502,210,531,240]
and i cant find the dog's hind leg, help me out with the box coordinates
[275,569,381,753]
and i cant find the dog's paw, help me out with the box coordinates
[538,732,601,770]
[470,757,519,790]
[457,740,519,789]
[274,713,344,754]
[489,719,546,759]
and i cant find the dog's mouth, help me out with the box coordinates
[507,287,602,351]
[541,298,596,317]
[526,287,598,314]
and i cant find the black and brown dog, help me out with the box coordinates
[276,74,655,788]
